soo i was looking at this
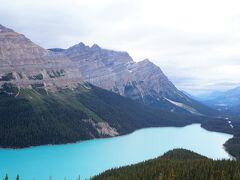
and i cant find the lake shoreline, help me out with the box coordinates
[0,124,190,150]
[0,122,235,160]
[0,124,233,180]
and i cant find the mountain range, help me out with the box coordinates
[0,24,198,148]
[0,24,237,150]
[197,87,240,115]
[49,43,215,115]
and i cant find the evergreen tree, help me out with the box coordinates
[93,149,240,180]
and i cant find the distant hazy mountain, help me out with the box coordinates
[198,87,240,114]
[49,43,215,116]
[196,91,225,101]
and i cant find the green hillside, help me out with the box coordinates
[0,83,194,148]
[0,82,239,159]
[94,149,240,180]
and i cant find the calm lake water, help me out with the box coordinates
[0,124,232,180]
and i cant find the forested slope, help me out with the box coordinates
[94,149,240,180]
[0,83,194,148]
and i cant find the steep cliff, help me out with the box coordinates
[50,43,215,115]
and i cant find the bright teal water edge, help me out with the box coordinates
[0,124,232,180]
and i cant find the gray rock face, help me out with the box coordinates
[52,43,135,93]
[50,43,211,114]
[0,24,82,90]
[0,23,212,115]
[53,43,176,96]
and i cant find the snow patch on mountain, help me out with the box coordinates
[165,98,202,115]
[225,118,234,128]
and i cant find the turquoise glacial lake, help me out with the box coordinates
[0,124,232,180]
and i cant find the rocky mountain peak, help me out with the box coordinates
[53,42,180,98]
[142,58,151,63]
[0,24,52,60]
[137,58,155,67]
[55,42,134,64]
[0,24,13,32]
[0,24,83,90]
[49,42,215,115]
[68,42,88,51]
[75,42,87,49]
[91,43,101,50]
[78,42,85,46]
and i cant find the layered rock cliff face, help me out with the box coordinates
[0,23,213,115]
[50,43,214,115]
[0,24,82,91]
[50,43,177,98]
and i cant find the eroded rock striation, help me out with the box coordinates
[50,43,213,115]
[0,24,82,91]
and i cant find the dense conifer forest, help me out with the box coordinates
[0,83,194,148]
[94,149,240,180]
[0,82,239,158]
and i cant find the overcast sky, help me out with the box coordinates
[1,0,240,95]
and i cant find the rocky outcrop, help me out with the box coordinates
[50,43,175,97]
[0,24,82,90]
[50,43,213,115]
[50,43,134,92]
[83,119,119,137]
